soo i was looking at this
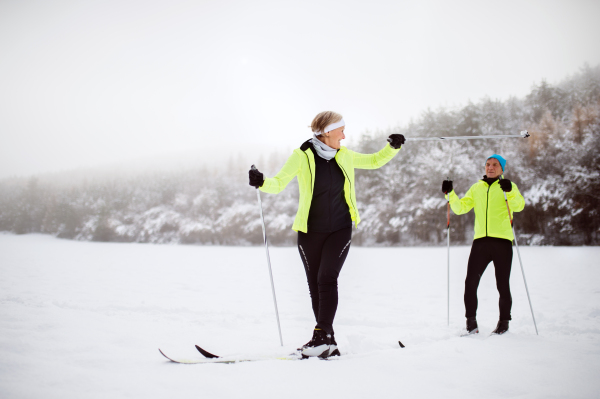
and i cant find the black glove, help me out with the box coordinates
[442,180,453,194]
[387,134,405,149]
[499,179,512,192]
[249,166,264,188]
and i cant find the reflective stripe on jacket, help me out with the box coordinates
[260,142,400,233]
[447,179,525,241]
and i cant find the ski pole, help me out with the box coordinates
[446,178,450,327]
[251,165,284,346]
[388,131,530,143]
[501,175,539,335]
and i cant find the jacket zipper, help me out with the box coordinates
[337,161,357,218]
[485,183,491,237]
[328,160,332,230]
[304,151,313,195]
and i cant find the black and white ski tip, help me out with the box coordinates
[159,348,222,364]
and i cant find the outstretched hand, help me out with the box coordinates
[249,166,264,188]
[442,180,453,194]
[387,134,405,149]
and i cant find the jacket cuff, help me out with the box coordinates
[447,190,457,202]
[259,178,276,193]
[387,143,402,152]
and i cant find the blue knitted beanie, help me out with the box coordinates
[487,154,507,171]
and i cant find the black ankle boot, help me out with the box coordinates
[492,320,509,335]
[466,317,478,334]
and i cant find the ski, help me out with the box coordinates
[159,348,301,364]
[458,330,509,338]
[195,344,335,360]
[159,348,240,364]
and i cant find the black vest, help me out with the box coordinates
[305,142,352,233]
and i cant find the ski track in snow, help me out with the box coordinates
[0,233,599,398]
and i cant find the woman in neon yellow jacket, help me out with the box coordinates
[442,154,525,336]
[249,111,404,358]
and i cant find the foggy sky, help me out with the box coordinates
[1,0,599,179]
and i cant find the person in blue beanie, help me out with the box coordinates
[441,155,525,335]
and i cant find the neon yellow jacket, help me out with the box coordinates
[447,178,525,241]
[260,141,400,233]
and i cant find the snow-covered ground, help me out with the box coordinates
[0,233,599,398]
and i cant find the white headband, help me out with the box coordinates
[314,119,345,135]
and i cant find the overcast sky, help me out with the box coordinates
[1,0,599,179]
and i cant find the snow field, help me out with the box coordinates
[0,233,599,398]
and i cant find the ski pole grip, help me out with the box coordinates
[250,165,261,190]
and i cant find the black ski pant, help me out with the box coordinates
[297,227,352,334]
[464,236,513,321]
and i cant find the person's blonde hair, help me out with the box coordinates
[310,111,343,135]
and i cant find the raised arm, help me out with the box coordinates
[500,178,525,213]
[447,185,475,215]
[351,143,401,170]
[258,151,302,194]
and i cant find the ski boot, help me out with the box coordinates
[329,333,340,357]
[301,328,331,358]
[461,316,479,336]
[492,320,509,335]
